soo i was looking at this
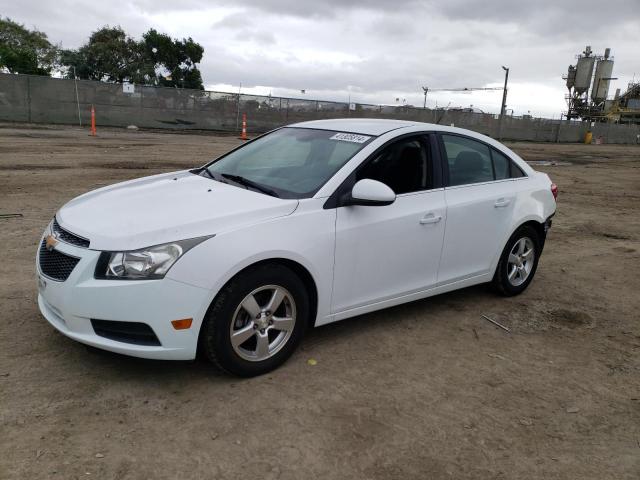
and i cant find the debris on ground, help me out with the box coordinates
[481,315,511,333]
[488,353,507,360]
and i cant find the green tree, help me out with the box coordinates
[60,26,152,83]
[60,26,204,89]
[0,17,58,75]
[142,29,204,89]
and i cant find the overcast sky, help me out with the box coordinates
[3,0,639,117]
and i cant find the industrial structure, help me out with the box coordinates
[564,46,640,124]
[608,81,640,125]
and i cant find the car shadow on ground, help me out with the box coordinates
[305,283,490,346]
[65,283,492,383]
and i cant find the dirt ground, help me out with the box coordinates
[1,124,639,479]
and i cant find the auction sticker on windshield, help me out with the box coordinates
[330,133,371,143]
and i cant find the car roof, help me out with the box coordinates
[290,118,534,178]
[291,118,423,136]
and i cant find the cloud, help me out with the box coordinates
[2,0,639,117]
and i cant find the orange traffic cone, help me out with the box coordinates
[90,105,97,136]
[239,113,248,140]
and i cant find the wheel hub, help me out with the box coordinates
[255,311,272,330]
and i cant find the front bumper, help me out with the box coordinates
[36,236,213,360]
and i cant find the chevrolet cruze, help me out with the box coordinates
[36,119,557,376]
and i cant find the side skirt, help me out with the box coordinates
[316,272,492,326]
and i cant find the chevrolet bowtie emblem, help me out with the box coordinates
[45,234,58,252]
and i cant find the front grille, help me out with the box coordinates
[38,240,80,281]
[91,319,161,346]
[53,218,90,248]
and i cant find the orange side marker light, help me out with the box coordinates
[171,318,193,330]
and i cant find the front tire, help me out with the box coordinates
[492,225,541,296]
[199,264,309,377]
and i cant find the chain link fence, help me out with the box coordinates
[1,73,639,143]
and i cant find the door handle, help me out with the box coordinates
[494,198,511,208]
[420,213,442,225]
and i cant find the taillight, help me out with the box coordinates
[551,183,558,200]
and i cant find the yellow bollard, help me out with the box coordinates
[584,131,593,144]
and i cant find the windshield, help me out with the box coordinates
[206,127,373,199]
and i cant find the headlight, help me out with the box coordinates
[95,236,211,280]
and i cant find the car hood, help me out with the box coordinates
[56,171,299,251]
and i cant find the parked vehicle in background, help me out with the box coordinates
[36,119,557,376]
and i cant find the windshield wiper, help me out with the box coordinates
[200,167,216,180]
[221,173,279,197]
[200,167,232,185]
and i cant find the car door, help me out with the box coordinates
[437,133,520,284]
[331,134,446,314]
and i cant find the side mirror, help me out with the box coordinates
[346,179,396,206]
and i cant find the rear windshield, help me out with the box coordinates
[206,127,373,198]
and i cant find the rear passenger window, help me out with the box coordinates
[441,135,493,186]
[493,148,527,179]
[510,161,526,178]
[491,149,511,180]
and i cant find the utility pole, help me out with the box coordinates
[422,86,428,109]
[498,66,509,140]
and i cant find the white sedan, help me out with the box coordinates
[36,119,557,376]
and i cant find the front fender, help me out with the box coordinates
[166,199,336,326]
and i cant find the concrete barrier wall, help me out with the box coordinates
[1,73,639,144]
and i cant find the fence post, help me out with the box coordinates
[140,85,144,125]
[235,93,241,131]
[26,76,32,123]
[73,68,82,127]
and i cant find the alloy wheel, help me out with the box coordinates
[507,237,535,287]
[229,285,297,362]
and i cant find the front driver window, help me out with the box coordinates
[356,137,431,194]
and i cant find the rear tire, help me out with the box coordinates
[199,264,309,377]
[492,225,541,296]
